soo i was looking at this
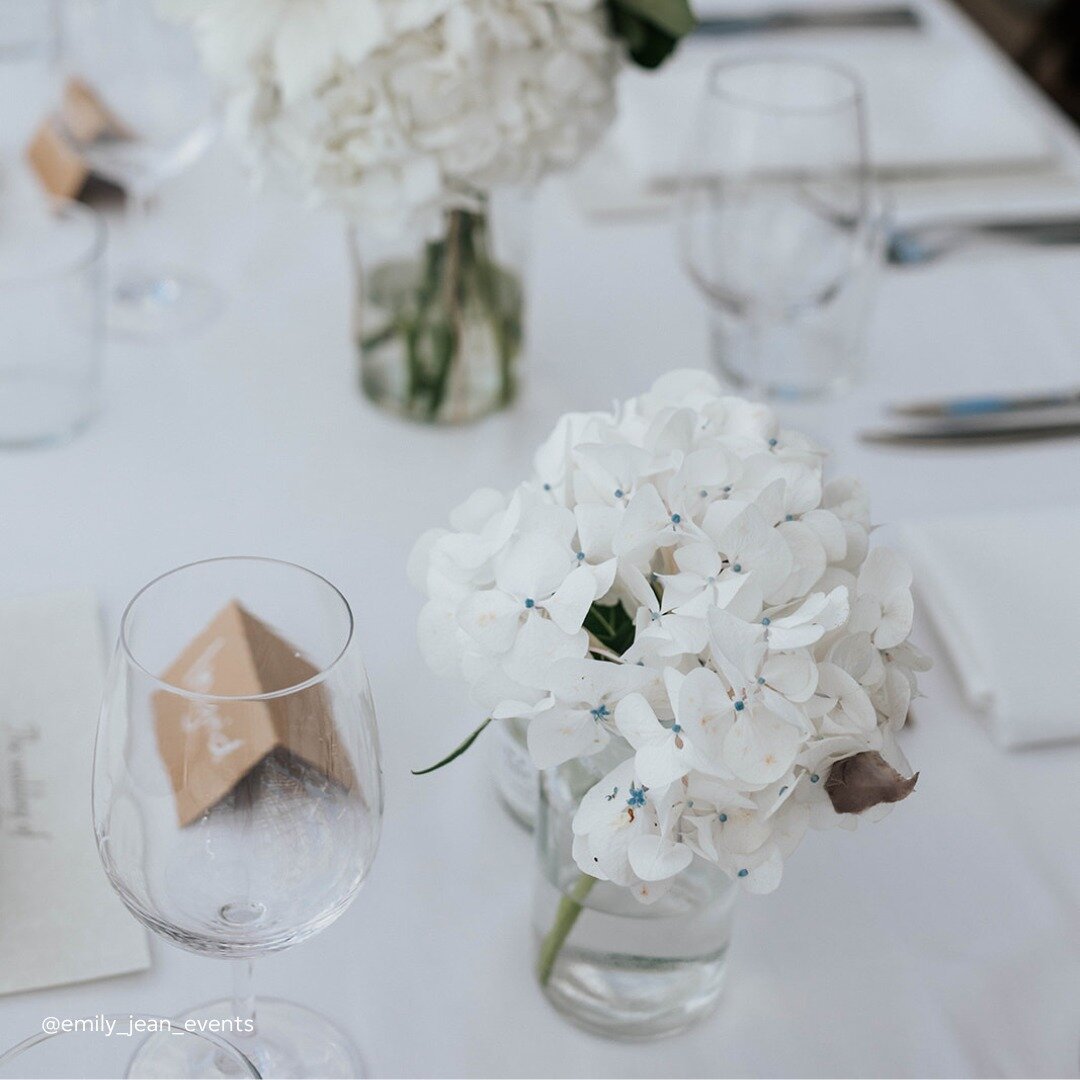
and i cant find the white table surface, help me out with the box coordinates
[2,2,1080,1077]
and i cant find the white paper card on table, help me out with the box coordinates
[0,590,149,995]
[898,511,1080,749]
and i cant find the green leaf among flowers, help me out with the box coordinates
[607,0,697,69]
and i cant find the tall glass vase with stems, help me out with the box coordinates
[93,558,383,1079]
[677,58,880,401]
[350,188,528,425]
[57,0,219,338]
[533,748,736,1040]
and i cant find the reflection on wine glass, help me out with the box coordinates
[677,57,881,400]
[57,0,220,338]
[93,558,384,1079]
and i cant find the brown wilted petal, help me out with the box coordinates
[825,751,918,815]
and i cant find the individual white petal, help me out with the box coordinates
[574,503,621,561]
[874,590,914,649]
[502,616,588,689]
[614,693,666,748]
[449,488,506,533]
[496,533,572,601]
[628,833,693,882]
[527,707,609,768]
[456,589,523,654]
[613,484,671,556]
[724,709,803,785]
[541,564,598,635]
[858,547,913,599]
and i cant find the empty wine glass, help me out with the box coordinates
[57,0,219,337]
[677,57,881,400]
[93,558,384,1079]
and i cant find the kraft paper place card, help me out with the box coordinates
[0,591,149,996]
[153,601,355,826]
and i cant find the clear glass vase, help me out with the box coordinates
[349,190,528,425]
[533,753,736,1040]
[489,716,538,831]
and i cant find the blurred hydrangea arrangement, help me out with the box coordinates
[411,370,927,901]
[165,1,696,423]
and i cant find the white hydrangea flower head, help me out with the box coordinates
[164,0,621,235]
[412,370,926,898]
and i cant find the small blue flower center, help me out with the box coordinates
[738,868,749,878]
[524,597,535,609]
[699,489,708,498]
[614,488,624,499]
[723,485,732,493]
[734,700,745,712]
[626,783,647,808]
[810,773,820,783]
[761,617,771,626]
[543,483,551,491]
[576,550,586,561]
[785,514,794,522]
[671,723,682,734]
[590,704,609,721]
[718,813,728,822]
[757,676,766,685]
[671,513,681,524]
[732,563,742,573]
[768,438,778,447]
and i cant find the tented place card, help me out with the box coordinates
[26,77,129,201]
[153,601,355,825]
[0,591,149,996]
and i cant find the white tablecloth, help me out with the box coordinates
[2,1,1080,1076]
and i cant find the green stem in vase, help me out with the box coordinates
[537,872,597,987]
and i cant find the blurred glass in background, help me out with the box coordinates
[0,196,105,448]
[677,58,882,401]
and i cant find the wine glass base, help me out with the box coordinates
[126,998,365,1079]
[110,267,222,339]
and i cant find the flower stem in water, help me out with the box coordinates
[537,872,597,987]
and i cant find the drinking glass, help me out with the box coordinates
[93,558,384,1079]
[0,196,105,447]
[57,0,219,338]
[677,57,880,400]
[0,1014,259,1079]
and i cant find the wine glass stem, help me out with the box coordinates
[232,958,257,1034]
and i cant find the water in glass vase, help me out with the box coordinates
[533,867,735,1039]
[354,207,524,425]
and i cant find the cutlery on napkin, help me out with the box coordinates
[696,5,921,36]
[861,405,1080,445]
[887,217,1080,265]
[888,387,1080,418]
[0,591,149,996]
[899,511,1080,748]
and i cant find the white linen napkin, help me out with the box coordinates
[898,511,1080,749]
[0,590,149,995]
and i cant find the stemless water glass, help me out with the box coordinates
[57,0,219,337]
[0,196,105,448]
[93,558,383,1079]
[677,57,880,400]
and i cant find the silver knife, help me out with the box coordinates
[862,405,1080,445]
[889,387,1080,418]
[888,217,1080,266]
[696,6,921,36]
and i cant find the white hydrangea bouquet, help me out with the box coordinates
[166,0,696,423]
[411,372,927,966]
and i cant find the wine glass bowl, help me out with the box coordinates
[93,557,383,1077]
[56,0,220,337]
[677,57,880,399]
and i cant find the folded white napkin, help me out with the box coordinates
[899,511,1080,749]
[0,590,149,995]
